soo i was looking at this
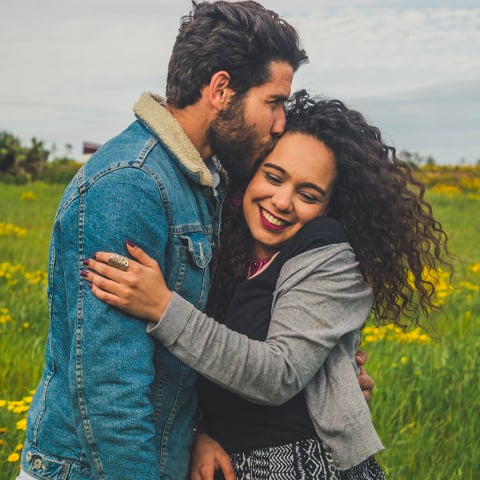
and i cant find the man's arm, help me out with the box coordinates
[69,170,168,479]
[356,350,375,402]
[190,433,235,480]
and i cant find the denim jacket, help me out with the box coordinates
[21,92,226,480]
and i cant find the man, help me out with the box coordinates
[19,2,307,479]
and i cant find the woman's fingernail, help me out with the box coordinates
[92,253,97,259]
[88,283,93,289]
[80,270,88,278]
[83,259,90,266]
[126,239,136,248]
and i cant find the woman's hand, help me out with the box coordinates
[190,433,235,480]
[81,241,172,323]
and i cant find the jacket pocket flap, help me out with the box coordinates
[180,233,212,268]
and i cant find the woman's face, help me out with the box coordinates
[243,131,337,260]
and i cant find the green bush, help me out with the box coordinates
[0,173,30,185]
[36,158,82,184]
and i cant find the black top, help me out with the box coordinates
[197,217,348,453]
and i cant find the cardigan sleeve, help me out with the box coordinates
[147,243,372,405]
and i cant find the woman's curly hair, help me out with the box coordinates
[206,90,453,329]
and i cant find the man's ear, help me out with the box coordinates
[208,71,234,112]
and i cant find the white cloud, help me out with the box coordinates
[290,6,480,97]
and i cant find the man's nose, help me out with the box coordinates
[271,108,286,136]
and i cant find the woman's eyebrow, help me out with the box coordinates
[262,162,285,173]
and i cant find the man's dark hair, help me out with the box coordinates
[166,1,308,108]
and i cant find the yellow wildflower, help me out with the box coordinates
[470,263,480,273]
[16,417,27,431]
[362,325,431,345]
[7,452,20,462]
[431,184,461,195]
[21,191,37,201]
[0,222,27,238]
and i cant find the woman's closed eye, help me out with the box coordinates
[299,191,322,203]
[265,171,283,184]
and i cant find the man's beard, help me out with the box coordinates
[207,94,276,181]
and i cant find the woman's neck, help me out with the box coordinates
[250,242,278,262]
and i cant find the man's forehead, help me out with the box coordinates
[258,61,294,96]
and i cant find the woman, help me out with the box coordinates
[82,92,451,479]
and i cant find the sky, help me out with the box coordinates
[1,0,479,164]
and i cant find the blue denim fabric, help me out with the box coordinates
[21,118,225,479]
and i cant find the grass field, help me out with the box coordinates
[0,181,479,478]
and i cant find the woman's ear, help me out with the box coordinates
[208,71,234,112]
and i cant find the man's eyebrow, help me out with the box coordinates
[263,162,327,197]
[268,94,289,102]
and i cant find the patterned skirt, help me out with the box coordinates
[228,437,385,480]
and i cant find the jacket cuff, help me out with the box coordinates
[146,292,194,347]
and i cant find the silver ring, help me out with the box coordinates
[107,254,129,271]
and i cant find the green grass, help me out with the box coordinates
[0,183,63,473]
[366,192,480,478]
[0,184,479,478]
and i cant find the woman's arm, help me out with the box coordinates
[153,245,372,404]
[84,241,372,406]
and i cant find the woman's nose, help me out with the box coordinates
[271,189,293,212]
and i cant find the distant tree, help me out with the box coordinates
[0,132,78,183]
[399,149,422,169]
[0,131,22,173]
[65,143,73,157]
[50,143,57,161]
[19,137,49,177]
[411,152,424,166]
[398,149,436,169]
[399,149,412,163]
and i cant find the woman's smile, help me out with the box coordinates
[258,206,290,231]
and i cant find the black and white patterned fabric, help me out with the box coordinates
[228,437,385,480]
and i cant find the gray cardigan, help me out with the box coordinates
[147,242,384,469]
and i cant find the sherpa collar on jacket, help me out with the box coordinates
[134,92,214,187]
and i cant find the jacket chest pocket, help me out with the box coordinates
[181,232,212,269]
[167,232,213,309]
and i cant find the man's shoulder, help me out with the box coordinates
[79,120,180,183]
